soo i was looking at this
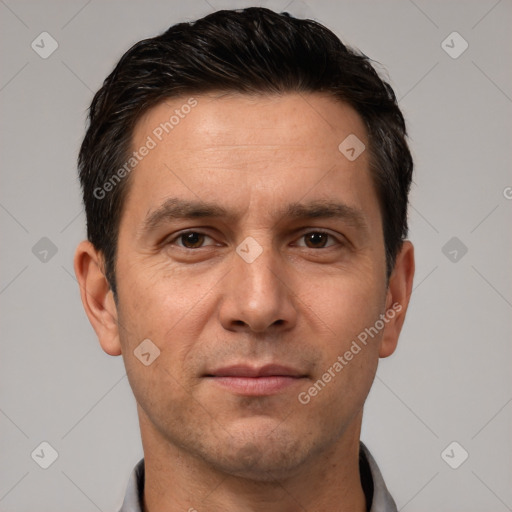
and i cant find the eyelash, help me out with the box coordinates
[167,229,343,249]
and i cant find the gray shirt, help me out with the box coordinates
[119,441,397,512]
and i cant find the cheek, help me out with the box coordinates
[310,265,385,346]
[115,276,204,412]
[301,269,384,402]
[123,356,196,436]
[117,257,210,332]
[115,263,220,397]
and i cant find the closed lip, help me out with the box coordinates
[205,364,306,378]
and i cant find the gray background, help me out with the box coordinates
[1,0,511,510]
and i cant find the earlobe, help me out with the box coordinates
[379,241,415,358]
[73,240,122,356]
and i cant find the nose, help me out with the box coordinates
[218,241,298,334]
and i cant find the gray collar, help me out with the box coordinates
[119,442,397,512]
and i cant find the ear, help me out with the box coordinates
[379,241,415,358]
[74,240,122,356]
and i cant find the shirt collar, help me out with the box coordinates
[360,441,398,512]
[119,442,397,512]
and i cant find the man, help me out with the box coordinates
[74,7,414,512]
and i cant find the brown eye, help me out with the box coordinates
[177,232,208,248]
[298,231,339,249]
[180,232,204,248]
[304,232,329,248]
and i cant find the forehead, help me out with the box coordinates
[122,92,379,231]
[135,92,366,157]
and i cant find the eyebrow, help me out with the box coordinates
[141,197,368,233]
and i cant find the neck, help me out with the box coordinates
[138,406,367,512]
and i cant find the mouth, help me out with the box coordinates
[204,364,308,396]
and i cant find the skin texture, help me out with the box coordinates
[75,92,415,512]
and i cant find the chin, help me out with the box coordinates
[214,444,306,481]
[199,420,320,481]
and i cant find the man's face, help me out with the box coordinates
[113,93,394,479]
